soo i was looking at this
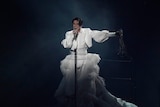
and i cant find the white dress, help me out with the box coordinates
[55,28,138,107]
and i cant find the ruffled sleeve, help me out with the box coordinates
[91,29,116,43]
[84,28,93,48]
[61,31,74,48]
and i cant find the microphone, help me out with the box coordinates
[73,29,78,40]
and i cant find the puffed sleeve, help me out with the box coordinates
[91,29,116,43]
[61,31,74,48]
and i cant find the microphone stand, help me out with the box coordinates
[74,48,77,107]
[73,34,78,107]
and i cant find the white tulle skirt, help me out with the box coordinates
[55,52,138,107]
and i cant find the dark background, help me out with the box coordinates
[1,0,160,107]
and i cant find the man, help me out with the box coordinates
[55,17,137,107]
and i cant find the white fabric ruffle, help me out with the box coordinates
[55,53,137,107]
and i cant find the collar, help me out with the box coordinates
[79,27,83,33]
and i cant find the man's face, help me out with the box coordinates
[73,20,81,30]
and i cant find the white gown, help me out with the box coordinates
[55,28,138,107]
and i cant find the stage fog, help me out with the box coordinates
[2,0,160,107]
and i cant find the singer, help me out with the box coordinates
[55,17,138,107]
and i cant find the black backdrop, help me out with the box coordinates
[1,0,160,107]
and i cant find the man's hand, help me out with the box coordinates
[73,28,78,35]
[116,29,123,37]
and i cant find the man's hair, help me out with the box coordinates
[72,17,83,26]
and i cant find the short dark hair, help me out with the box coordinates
[72,17,83,26]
